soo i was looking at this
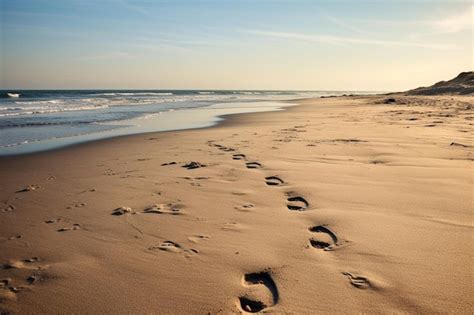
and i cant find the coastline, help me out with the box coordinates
[1,94,472,313]
[0,99,298,157]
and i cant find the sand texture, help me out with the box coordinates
[0,95,472,314]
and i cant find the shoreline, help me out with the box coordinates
[1,94,472,313]
[0,99,299,158]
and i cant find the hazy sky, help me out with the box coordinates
[0,0,472,91]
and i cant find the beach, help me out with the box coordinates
[0,94,472,313]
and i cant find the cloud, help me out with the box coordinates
[323,14,370,35]
[350,4,472,36]
[243,30,457,50]
[432,4,473,34]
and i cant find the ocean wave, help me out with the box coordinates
[94,92,174,96]
[0,121,91,127]
[0,104,110,117]
[14,99,63,105]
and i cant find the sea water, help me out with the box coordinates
[0,90,370,155]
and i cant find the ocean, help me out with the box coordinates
[0,90,368,155]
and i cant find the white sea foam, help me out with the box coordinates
[0,104,110,117]
[94,92,174,96]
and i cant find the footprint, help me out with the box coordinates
[143,204,182,215]
[44,218,61,224]
[2,257,41,270]
[265,176,284,186]
[342,272,372,289]
[246,162,262,169]
[238,271,279,313]
[287,196,309,211]
[1,257,49,301]
[149,241,183,253]
[234,203,254,212]
[188,235,210,243]
[8,235,22,241]
[149,241,199,258]
[182,161,206,169]
[308,226,338,250]
[57,224,81,232]
[0,278,29,300]
[111,206,133,216]
[1,204,15,212]
[208,142,222,148]
[16,185,40,193]
[232,154,246,160]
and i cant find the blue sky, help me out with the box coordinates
[0,0,472,90]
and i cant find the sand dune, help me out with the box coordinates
[406,71,474,95]
[0,94,472,313]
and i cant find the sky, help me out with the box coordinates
[0,0,472,91]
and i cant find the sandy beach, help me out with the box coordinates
[0,94,472,313]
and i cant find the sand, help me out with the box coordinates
[0,95,472,314]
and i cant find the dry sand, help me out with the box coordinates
[0,95,472,314]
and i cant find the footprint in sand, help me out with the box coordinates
[286,196,309,211]
[149,241,199,257]
[220,147,235,152]
[150,241,183,253]
[57,224,81,232]
[238,271,279,313]
[143,204,183,215]
[188,235,210,243]
[182,161,206,169]
[308,225,338,251]
[342,272,372,289]
[209,143,235,152]
[15,185,40,193]
[1,204,15,212]
[234,203,255,212]
[7,234,23,241]
[1,257,48,301]
[265,176,284,186]
[44,218,61,224]
[111,206,133,216]
[232,154,246,160]
[1,257,42,270]
[246,162,262,169]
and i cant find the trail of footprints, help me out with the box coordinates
[1,139,369,312]
[210,141,372,312]
[0,257,48,303]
